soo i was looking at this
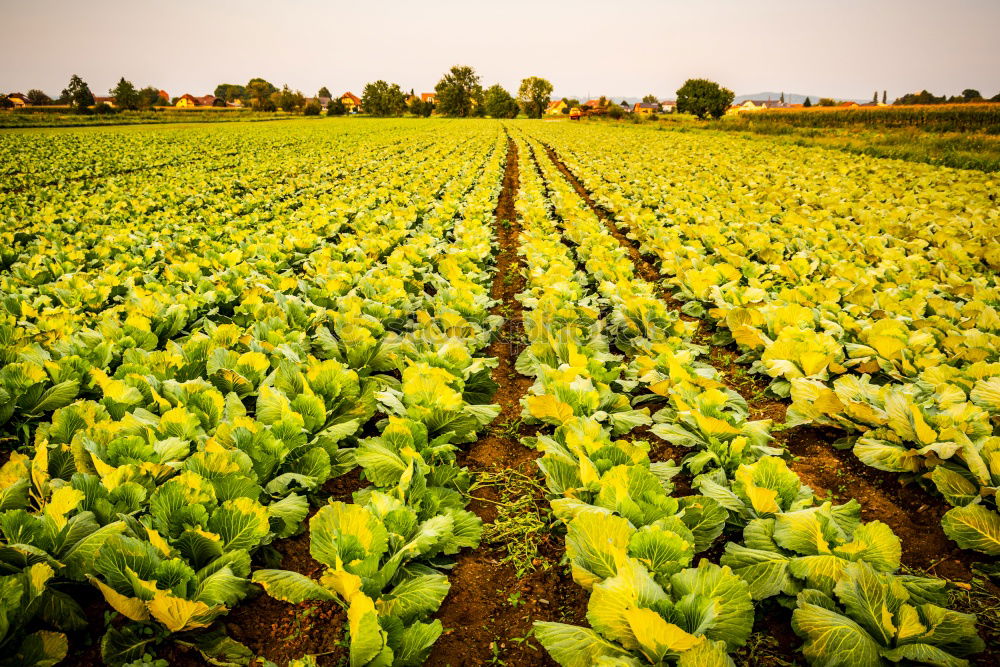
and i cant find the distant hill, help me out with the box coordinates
[734,92,871,104]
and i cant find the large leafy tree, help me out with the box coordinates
[62,74,94,113]
[136,86,164,109]
[327,98,347,116]
[318,86,331,99]
[517,76,553,118]
[26,89,52,105]
[483,84,518,118]
[271,84,305,112]
[245,77,277,108]
[362,80,406,117]
[675,78,734,119]
[215,83,247,102]
[642,94,658,104]
[435,65,483,117]
[110,77,139,110]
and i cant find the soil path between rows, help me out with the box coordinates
[536,138,1000,665]
[427,135,588,667]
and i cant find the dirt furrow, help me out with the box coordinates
[429,135,588,667]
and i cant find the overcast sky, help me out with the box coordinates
[3,0,998,100]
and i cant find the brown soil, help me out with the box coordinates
[538,141,1000,667]
[221,471,367,666]
[429,136,590,666]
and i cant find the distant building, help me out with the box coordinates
[421,92,436,104]
[93,96,116,107]
[659,100,677,113]
[318,96,331,109]
[732,99,788,112]
[341,92,361,113]
[175,94,199,107]
[546,99,567,115]
[197,95,225,107]
[634,102,660,115]
[7,93,27,108]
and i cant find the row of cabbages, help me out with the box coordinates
[249,135,509,666]
[535,123,1000,560]
[0,123,478,435]
[510,132,985,667]
[0,125,506,665]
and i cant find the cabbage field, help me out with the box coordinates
[1,119,998,667]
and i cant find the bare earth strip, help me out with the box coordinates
[428,136,588,667]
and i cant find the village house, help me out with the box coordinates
[175,94,199,107]
[421,92,436,105]
[341,92,362,113]
[7,93,28,108]
[633,102,660,115]
[197,95,225,107]
[93,96,116,107]
[659,100,677,113]
[730,99,789,113]
[546,99,567,115]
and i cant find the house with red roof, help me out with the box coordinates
[341,92,362,113]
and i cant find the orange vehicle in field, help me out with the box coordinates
[569,107,582,120]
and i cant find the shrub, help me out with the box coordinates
[303,101,322,116]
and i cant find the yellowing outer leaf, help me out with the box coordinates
[146,528,173,557]
[526,394,575,424]
[693,412,742,437]
[321,567,364,600]
[624,607,703,661]
[89,577,150,622]
[909,405,937,445]
[146,591,223,632]
[743,485,781,515]
[44,486,84,529]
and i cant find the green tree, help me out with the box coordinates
[483,84,518,118]
[327,98,347,116]
[675,78,734,119]
[882,90,887,104]
[318,86,331,99]
[780,92,785,103]
[872,91,878,103]
[517,76,553,118]
[407,96,434,117]
[245,78,277,108]
[803,96,812,108]
[215,83,247,102]
[63,74,94,113]
[961,88,982,101]
[26,90,52,105]
[110,77,140,110]
[893,90,945,105]
[136,87,163,109]
[435,65,483,117]
[0,96,12,109]
[303,100,322,116]
[362,80,406,116]
[607,104,623,119]
[271,85,305,112]
[642,94,658,104]
[817,97,837,106]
